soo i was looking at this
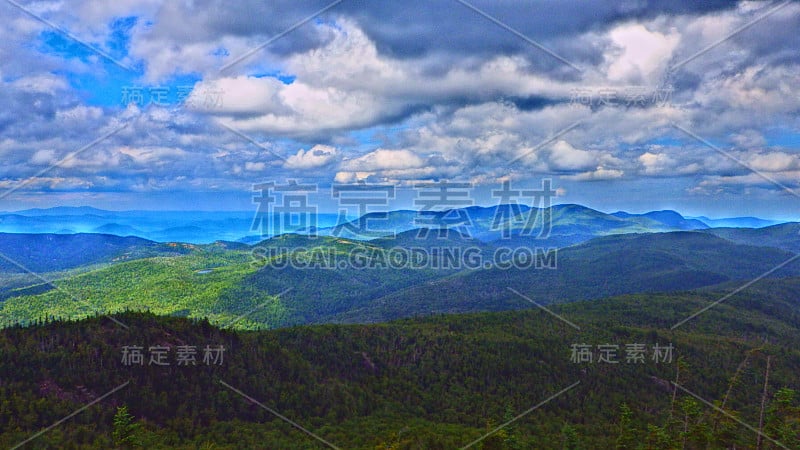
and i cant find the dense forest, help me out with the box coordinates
[2,284,799,449]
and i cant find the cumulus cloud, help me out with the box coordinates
[637,150,702,176]
[548,141,613,172]
[604,23,680,84]
[746,152,800,173]
[731,130,767,148]
[284,145,338,170]
[563,167,625,181]
[341,149,425,172]
[30,149,57,165]
[639,152,674,175]
[243,162,266,171]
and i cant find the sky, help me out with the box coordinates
[0,0,799,219]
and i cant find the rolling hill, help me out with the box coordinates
[701,222,800,253]
[2,229,799,331]
[332,231,800,324]
[0,233,176,274]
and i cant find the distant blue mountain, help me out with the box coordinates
[611,210,708,230]
[92,223,143,236]
[0,205,791,246]
[0,208,341,244]
[313,204,713,244]
[689,215,781,228]
[11,206,113,217]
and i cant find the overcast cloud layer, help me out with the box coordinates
[0,0,798,217]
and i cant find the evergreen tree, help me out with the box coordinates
[502,403,521,450]
[561,423,581,449]
[615,403,637,450]
[765,387,800,449]
[112,405,140,448]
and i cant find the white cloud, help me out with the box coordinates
[341,149,425,172]
[747,152,800,173]
[284,145,338,170]
[563,167,624,181]
[10,75,69,93]
[604,23,680,84]
[117,146,188,165]
[731,130,767,148]
[639,152,675,175]
[244,161,266,171]
[548,141,599,171]
[30,149,56,165]
[0,176,95,190]
[694,171,800,190]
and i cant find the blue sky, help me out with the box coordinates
[0,0,798,219]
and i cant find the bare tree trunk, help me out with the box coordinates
[756,355,771,450]
[723,350,756,410]
[682,410,688,450]
[670,360,680,421]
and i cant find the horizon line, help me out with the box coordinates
[0,203,794,223]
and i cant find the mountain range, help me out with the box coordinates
[0,202,797,329]
[0,208,342,244]
[0,204,791,245]
[1,204,799,448]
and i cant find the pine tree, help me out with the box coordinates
[561,423,581,449]
[480,419,507,450]
[679,397,710,449]
[615,403,637,450]
[112,405,140,448]
[502,403,521,450]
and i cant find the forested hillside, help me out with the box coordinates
[1,283,799,449]
[3,230,799,330]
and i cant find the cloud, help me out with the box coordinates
[692,171,800,192]
[1,0,799,212]
[747,152,800,173]
[563,167,625,181]
[0,176,96,191]
[639,152,674,175]
[284,145,338,169]
[548,141,606,171]
[30,149,57,165]
[341,149,425,172]
[731,130,767,148]
[117,146,189,165]
[604,23,680,84]
[244,161,266,172]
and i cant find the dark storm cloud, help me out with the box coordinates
[0,91,59,135]
[148,0,338,56]
[143,0,741,75]
[335,0,735,59]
